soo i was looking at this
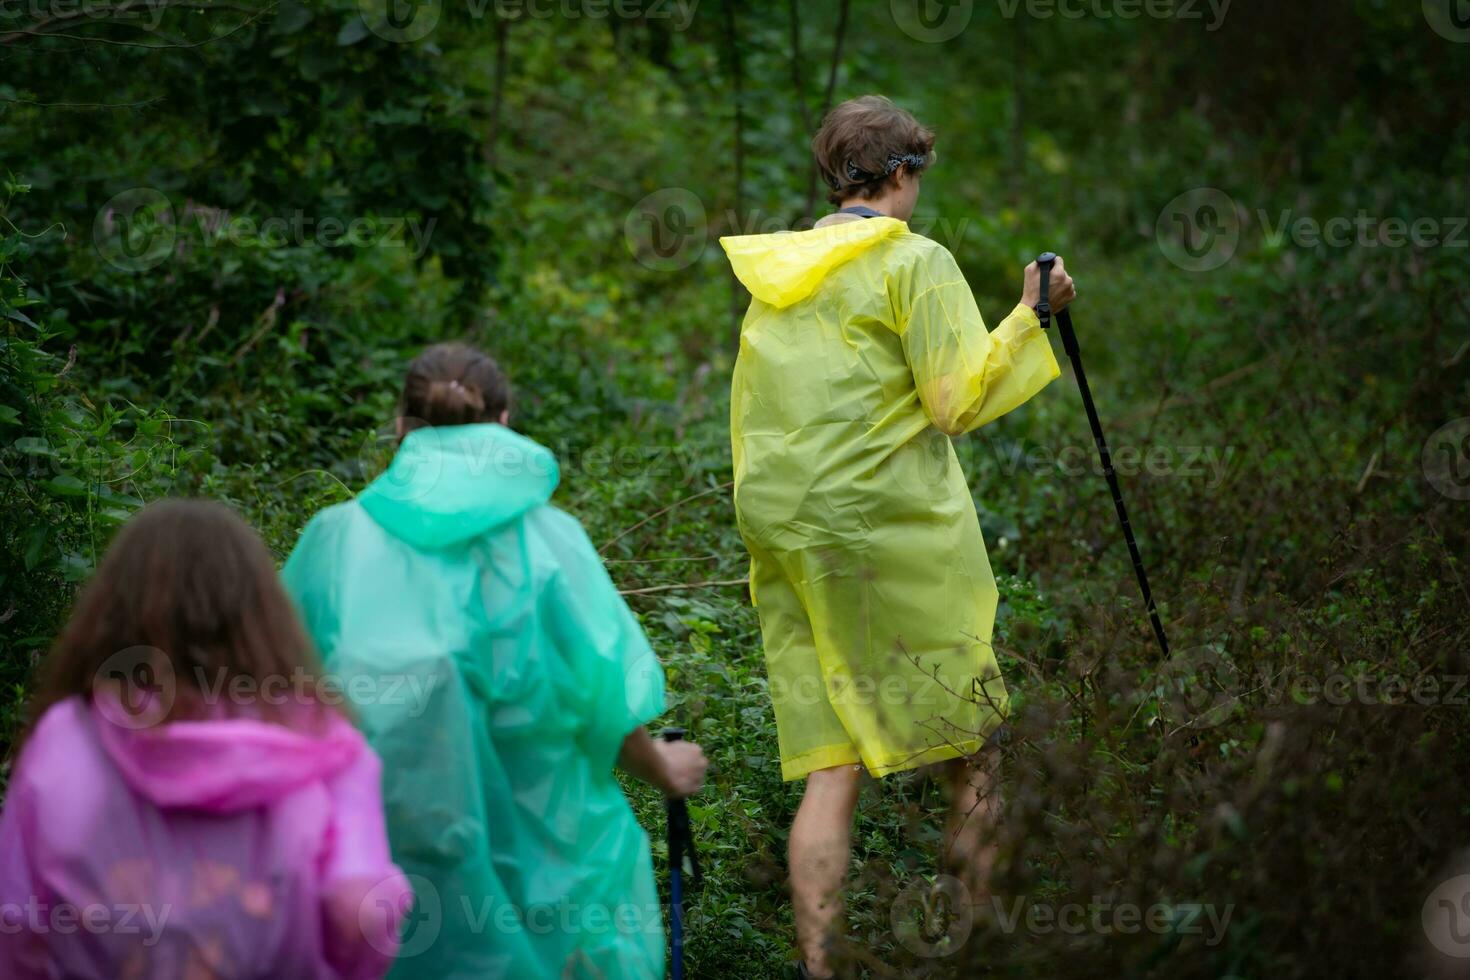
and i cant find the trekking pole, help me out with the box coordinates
[1035,252,1170,658]
[660,727,702,980]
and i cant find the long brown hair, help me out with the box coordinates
[17,499,335,756]
[400,341,512,436]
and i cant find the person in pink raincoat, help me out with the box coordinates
[0,499,410,979]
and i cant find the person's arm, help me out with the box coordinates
[618,725,708,799]
[900,249,1070,437]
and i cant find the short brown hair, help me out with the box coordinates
[812,95,935,206]
[400,342,512,436]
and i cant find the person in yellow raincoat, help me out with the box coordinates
[720,96,1075,977]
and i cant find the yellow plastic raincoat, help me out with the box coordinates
[722,216,1059,781]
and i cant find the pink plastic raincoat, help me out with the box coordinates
[0,696,409,979]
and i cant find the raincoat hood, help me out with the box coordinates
[93,700,366,813]
[721,216,907,309]
[358,422,560,549]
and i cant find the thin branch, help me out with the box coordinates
[598,480,733,554]
[0,96,164,110]
[2,3,274,48]
[9,0,260,35]
[618,578,748,596]
[604,554,724,565]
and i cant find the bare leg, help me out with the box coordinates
[942,743,1002,908]
[789,765,863,977]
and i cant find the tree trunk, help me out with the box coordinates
[801,0,850,222]
[724,0,747,349]
[1009,12,1025,207]
[484,14,510,169]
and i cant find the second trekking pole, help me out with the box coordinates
[661,727,702,980]
[1036,252,1170,658]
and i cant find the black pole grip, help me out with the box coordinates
[659,727,702,887]
[1036,251,1056,329]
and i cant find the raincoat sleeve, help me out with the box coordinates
[0,773,50,977]
[537,509,667,773]
[898,246,1060,436]
[319,746,410,980]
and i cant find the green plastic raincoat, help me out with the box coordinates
[282,423,667,980]
[722,216,1059,781]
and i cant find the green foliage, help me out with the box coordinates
[3,2,1469,977]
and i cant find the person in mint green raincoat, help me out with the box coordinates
[282,343,708,980]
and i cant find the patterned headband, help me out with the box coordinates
[827,152,931,190]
